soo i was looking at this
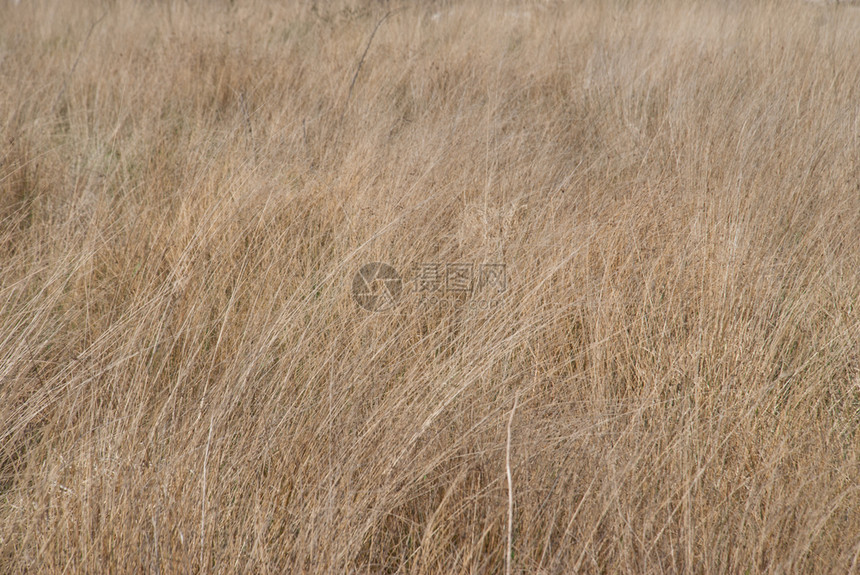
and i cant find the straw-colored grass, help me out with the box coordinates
[2,0,860,572]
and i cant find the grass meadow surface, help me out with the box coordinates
[2,0,860,572]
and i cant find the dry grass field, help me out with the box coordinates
[2,0,860,572]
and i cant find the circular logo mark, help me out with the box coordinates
[352,262,402,312]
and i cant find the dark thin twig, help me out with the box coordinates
[339,10,395,125]
[54,10,109,112]
[235,89,258,163]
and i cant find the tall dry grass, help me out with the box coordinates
[2,0,860,572]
